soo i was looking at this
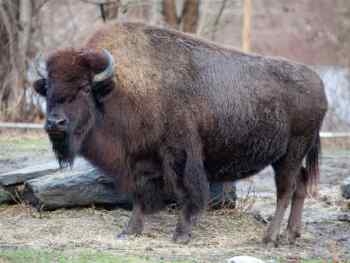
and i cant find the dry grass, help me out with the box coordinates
[0,129,46,139]
[0,205,266,262]
[0,129,51,172]
[1,203,348,262]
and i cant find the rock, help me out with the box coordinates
[23,160,132,210]
[337,214,350,222]
[227,256,266,263]
[0,161,59,186]
[341,177,350,199]
[250,210,270,225]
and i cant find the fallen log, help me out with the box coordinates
[23,163,132,210]
[4,158,236,210]
[0,161,59,187]
[23,167,236,210]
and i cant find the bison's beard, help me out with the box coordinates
[48,132,76,168]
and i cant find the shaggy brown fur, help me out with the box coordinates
[33,22,328,245]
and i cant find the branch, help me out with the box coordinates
[80,0,118,5]
[211,0,228,40]
[32,0,51,17]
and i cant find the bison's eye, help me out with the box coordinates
[82,85,90,95]
[78,82,90,95]
[55,96,67,104]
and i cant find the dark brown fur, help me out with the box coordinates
[33,22,328,245]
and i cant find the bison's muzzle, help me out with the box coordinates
[45,115,73,168]
[45,116,68,134]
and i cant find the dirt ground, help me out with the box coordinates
[0,131,349,262]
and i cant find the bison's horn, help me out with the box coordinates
[33,53,48,79]
[92,49,115,82]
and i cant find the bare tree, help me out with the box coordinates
[100,0,120,21]
[242,0,251,52]
[0,0,51,121]
[162,0,200,33]
[182,0,199,33]
[0,0,29,120]
[210,0,228,40]
[162,0,178,29]
[80,0,120,21]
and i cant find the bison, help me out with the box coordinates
[33,22,327,246]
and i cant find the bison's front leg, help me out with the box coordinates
[118,161,164,238]
[118,200,144,238]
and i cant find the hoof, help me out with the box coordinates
[172,232,192,244]
[262,235,279,248]
[191,215,199,226]
[116,232,129,240]
[116,228,142,240]
[286,229,301,245]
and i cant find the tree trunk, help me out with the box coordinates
[18,0,32,72]
[16,0,33,119]
[162,0,178,29]
[181,0,199,33]
[0,0,36,121]
[162,0,199,33]
[242,0,252,52]
[0,0,18,118]
[100,0,119,21]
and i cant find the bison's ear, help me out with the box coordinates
[33,79,47,97]
[32,53,48,97]
[83,49,115,99]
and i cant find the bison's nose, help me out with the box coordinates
[45,117,68,132]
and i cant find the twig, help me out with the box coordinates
[80,0,119,5]
[32,0,51,16]
[211,0,229,40]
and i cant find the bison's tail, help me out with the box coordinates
[305,132,321,198]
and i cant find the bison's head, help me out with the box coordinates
[33,49,115,167]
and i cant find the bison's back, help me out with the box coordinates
[186,49,327,180]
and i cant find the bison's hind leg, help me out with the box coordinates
[264,135,317,246]
[263,160,299,247]
[173,160,209,244]
[162,146,209,244]
[286,167,308,244]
